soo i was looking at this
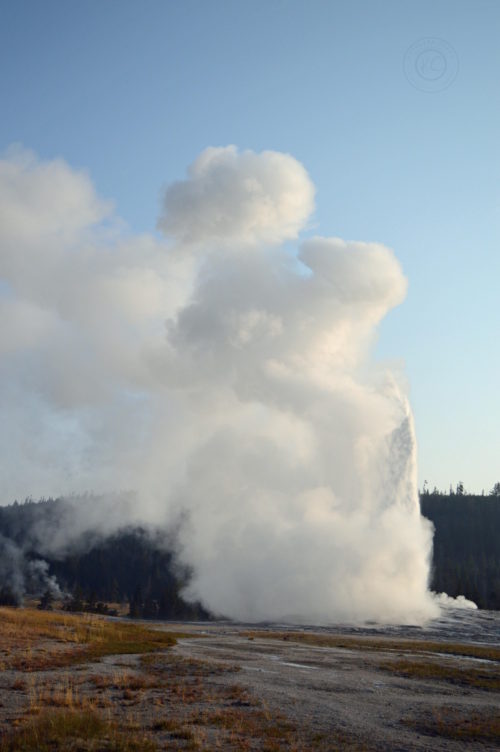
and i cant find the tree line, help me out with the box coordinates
[421,483,500,609]
[0,497,208,619]
[0,490,499,614]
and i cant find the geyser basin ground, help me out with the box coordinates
[0,607,498,750]
[173,613,500,751]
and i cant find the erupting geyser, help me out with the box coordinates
[0,145,439,623]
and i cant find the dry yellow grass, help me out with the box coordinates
[405,706,500,743]
[244,630,500,662]
[379,656,500,691]
[0,708,158,751]
[0,607,186,671]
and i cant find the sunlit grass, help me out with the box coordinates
[0,607,187,670]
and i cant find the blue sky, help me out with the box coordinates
[1,0,499,492]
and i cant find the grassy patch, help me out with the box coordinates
[189,706,372,751]
[140,651,234,676]
[91,671,161,692]
[191,706,295,742]
[152,718,183,732]
[30,682,85,711]
[379,657,500,691]
[0,708,157,751]
[405,706,500,743]
[0,607,187,670]
[244,630,500,662]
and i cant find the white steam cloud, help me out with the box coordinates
[158,145,315,247]
[0,145,440,623]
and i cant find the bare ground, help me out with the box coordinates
[173,623,500,750]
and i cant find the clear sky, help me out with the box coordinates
[1,0,499,493]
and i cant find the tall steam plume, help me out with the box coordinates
[0,145,440,623]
